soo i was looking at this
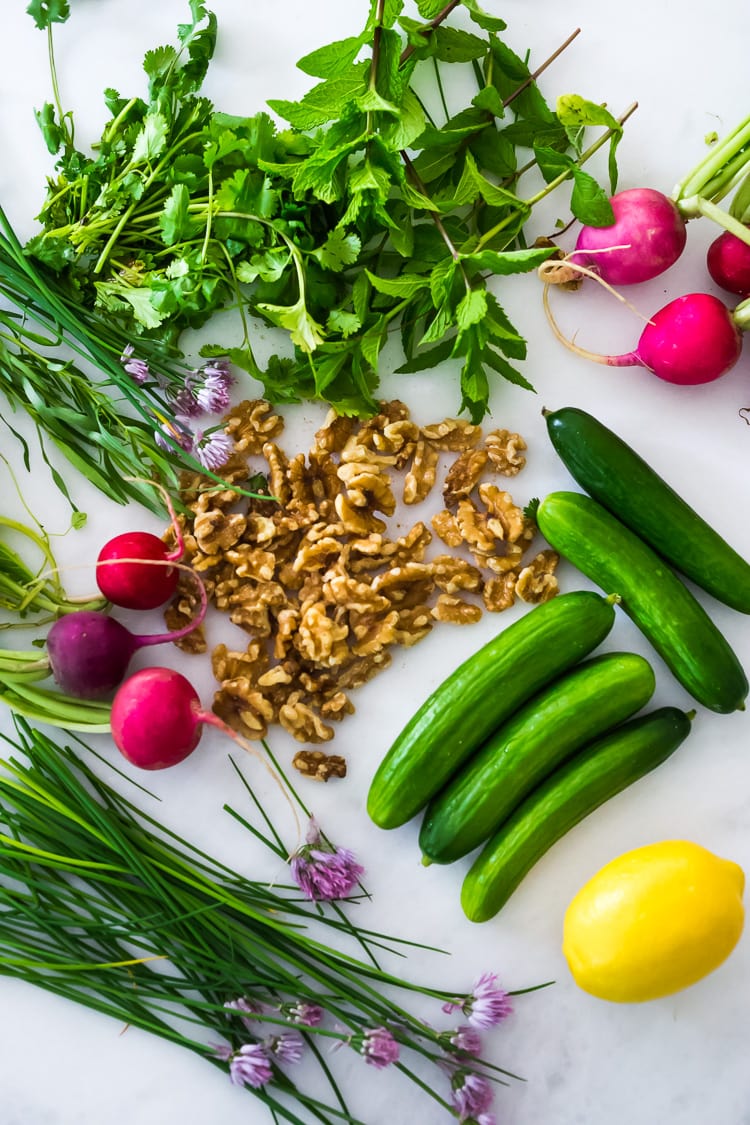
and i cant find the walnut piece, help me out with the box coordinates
[293,749,347,782]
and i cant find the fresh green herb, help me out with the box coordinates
[0,718,537,1123]
[26,1,631,421]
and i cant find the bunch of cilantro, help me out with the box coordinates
[25,0,627,421]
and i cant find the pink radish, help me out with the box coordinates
[543,290,744,386]
[571,188,688,285]
[46,574,206,699]
[96,479,185,610]
[707,227,750,296]
[110,667,209,769]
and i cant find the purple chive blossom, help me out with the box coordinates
[154,420,194,454]
[193,429,235,471]
[283,1001,324,1027]
[227,1042,273,1089]
[120,343,150,384]
[289,818,364,902]
[357,1026,400,1070]
[267,1031,305,1065]
[442,973,513,1030]
[224,997,265,1031]
[172,383,204,419]
[447,1025,483,1057]
[451,1069,495,1122]
[194,360,235,413]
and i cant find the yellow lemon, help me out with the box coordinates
[562,840,745,1002]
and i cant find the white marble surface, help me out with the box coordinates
[2,2,750,1123]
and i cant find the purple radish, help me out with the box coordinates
[544,290,744,386]
[571,188,688,285]
[110,667,210,769]
[707,227,750,297]
[46,574,206,699]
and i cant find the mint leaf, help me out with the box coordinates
[472,86,506,118]
[26,0,69,28]
[461,0,507,32]
[366,271,431,299]
[463,246,555,274]
[415,0,445,15]
[456,288,488,329]
[297,35,365,78]
[570,168,615,226]
[268,66,369,129]
[556,95,620,136]
[433,27,488,63]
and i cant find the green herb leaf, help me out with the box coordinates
[26,0,69,29]
[256,298,325,352]
[569,167,615,225]
[130,111,170,164]
[461,0,507,32]
[312,229,362,272]
[365,271,431,299]
[33,103,65,155]
[433,26,488,63]
[296,35,366,78]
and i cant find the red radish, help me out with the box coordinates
[96,530,182,610]
[96,480,185,610]
[46,574,206,699]
[110,667,209,769]
[571,188,688,285]
[543,289,744,386]
[707,227,750,296]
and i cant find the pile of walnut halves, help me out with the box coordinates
[164,399,559,776]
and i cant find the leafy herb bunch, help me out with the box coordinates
[28,0,628,421]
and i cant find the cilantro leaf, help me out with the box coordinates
[158,184,199,246]
[256,298,326,352]
[33,103,65,155]
[312,229,362,272]
[26,0,69,29]
[130,112,169,164]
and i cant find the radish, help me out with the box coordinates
[707,227,750,296]
[110,667,209,769]
[109,666,302,829]
[570,188,688,285]
[46,574,206,699]
[543,289,745,386]
[96,531,183,610]
[96,482,185,610]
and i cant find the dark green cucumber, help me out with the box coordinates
[461,707,693,923]
[418,650,655,865]
[536,490,748,714]
[366,590,616,831]
[544,405,750,613]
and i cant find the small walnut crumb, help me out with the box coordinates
[293,748,348,781]
[516,549,560,603]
